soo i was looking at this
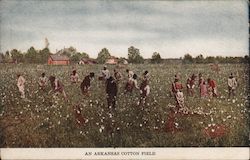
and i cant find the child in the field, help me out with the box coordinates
[17,74,26,98]
[125,74,139,93]
[186,74,196,96]
[70,70,79,83]
[207,78,218,97]
[227,73,237,98]
[49,76,67,100]
[172,75,184,108]
[80,72,95,96]
[106,76,118,109]
[38,72,47,90]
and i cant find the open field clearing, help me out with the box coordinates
[0,63,249,147]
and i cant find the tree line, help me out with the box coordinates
[0,46,248,64]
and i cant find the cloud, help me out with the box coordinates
[0,0,248,58]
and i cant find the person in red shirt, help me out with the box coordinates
[207,78,218,97]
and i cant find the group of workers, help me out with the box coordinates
[16,66,238,109]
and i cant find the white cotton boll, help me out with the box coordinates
[85,119,89,123]
[99,128,103,133]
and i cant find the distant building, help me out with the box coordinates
[79,58,97,65]
[48,54,70,65]
[106,56,118,65]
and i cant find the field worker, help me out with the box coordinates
[101,66,110,80]
[114,69,122,82]
[172,75,184,108]
[17,74,26,98]
[49,76,67,100]
[139,79,150,105]
[38,72,48,90]
[207,78,218,97]
[200,81,208,98]
[228,73,237,98]
[126,69,134,79]
[125,74,139,93]
[106,76,118,109]
[80,72,95,96]
[70,69,79,83]
[186,74,196,96]
[198,73,205,97]
[142,70,149,81]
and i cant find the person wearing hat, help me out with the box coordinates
[227,73,237,98]
[171,74,184,108]
[80,72,95,96]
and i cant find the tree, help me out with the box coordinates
[39,47,51,63]
[11,49,24,63]
[0,53,4,62]
[81,52,89,59]
[151,52,162,63]
[128,46,144,64]
[183,53,194,64]
[97,48,111,64]
[25,47,38,63]
[4,51,11,62]
[70,52,82,63]
[205,56,215,63]
[195,54,204,63]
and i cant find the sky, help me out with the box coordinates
[0,0,248,58]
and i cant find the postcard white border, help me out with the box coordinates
[1,147,249,160]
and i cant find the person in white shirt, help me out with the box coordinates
[38,72,48,90]
[17,74,26,98]
[70,70,79,83]
[101,66,110,80]
[228,73,237,98]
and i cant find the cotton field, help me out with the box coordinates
[0,63,249,147]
